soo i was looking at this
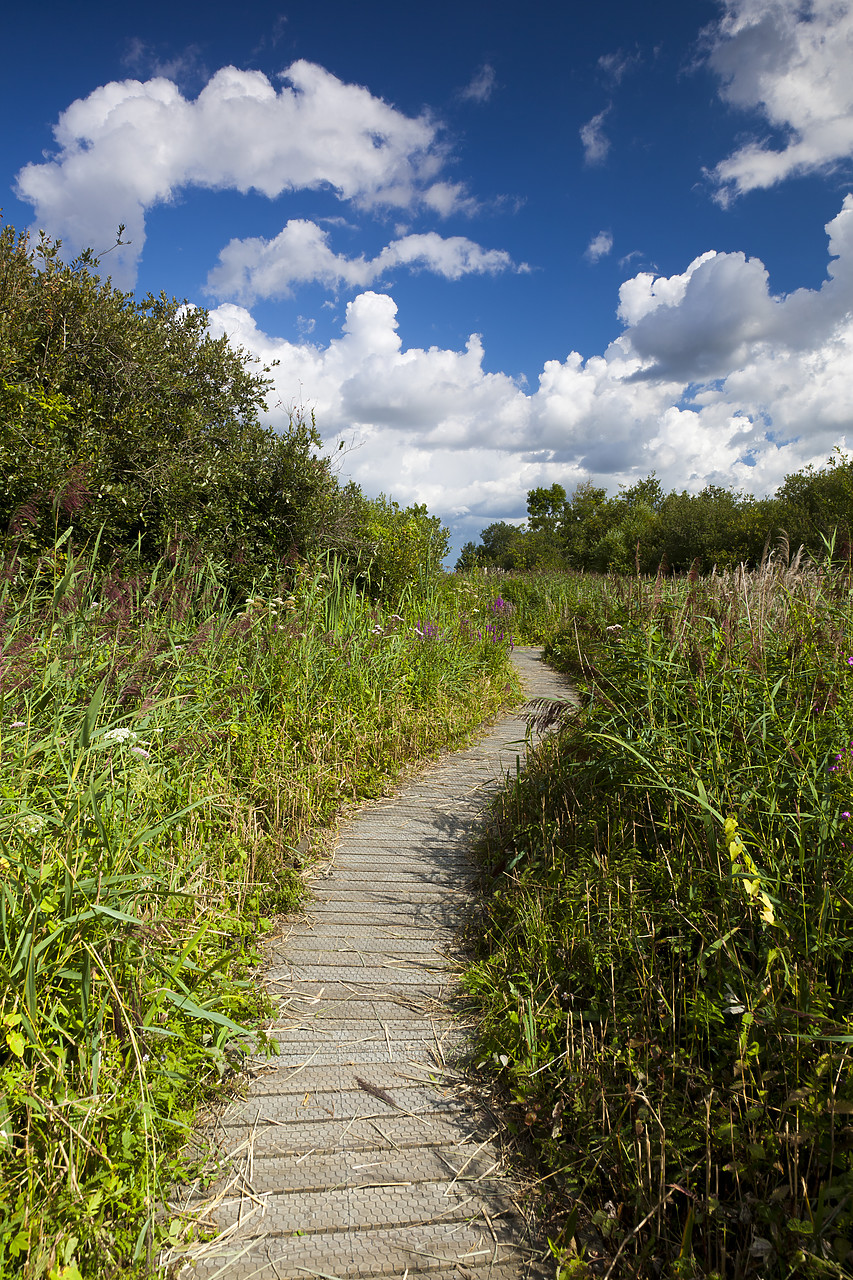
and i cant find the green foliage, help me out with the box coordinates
[353,495,450,601]
[0,539,518,1276]
[0,220,355,590]
[456,568,610,645]
[776,448,853,552]
[461,458,853,575]
[466,561,853,1276]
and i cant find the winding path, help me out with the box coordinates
[176,647,572,1280]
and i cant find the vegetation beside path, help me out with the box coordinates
[463,560,853,1278]
[0,216,527,1277]
[0,547,519,1277]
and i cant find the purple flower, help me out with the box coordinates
[131,746,150,759]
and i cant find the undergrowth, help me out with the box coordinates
[0,540,518,1278]
[464,555,853,1277]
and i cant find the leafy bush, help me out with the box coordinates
[0,220,355,591]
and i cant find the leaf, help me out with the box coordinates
[6,1030,25,1057]
[157,988,249,1034]
[79,676,107,752]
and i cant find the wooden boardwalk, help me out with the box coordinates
[173,648,572,1280]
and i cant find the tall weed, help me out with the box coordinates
[466,560,853,1277]
[0,543,518,1276]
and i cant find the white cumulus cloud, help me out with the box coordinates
[204,220,526,302]
[206,198,853,547]
[15,61,460,286]
[707,0,853,200]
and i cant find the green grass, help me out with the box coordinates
[456,566,610,645]
[0,545,519,1278]
[462,558,853,1278]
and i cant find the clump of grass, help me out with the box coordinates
[465,556,853,1277]
[456,567,610,645]
[0,541,519,1277]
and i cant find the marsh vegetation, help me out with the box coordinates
[464,556,853,1277]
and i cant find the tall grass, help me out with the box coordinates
[457,566,611,645]
[0,543,519,1278]
[464,557,853,1277]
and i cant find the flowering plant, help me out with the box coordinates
[725,816,776,926]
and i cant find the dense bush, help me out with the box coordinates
[0,221,360,592]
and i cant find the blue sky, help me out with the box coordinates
[4,0,853,559]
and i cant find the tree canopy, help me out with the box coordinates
[0,220,452,598]
[458,456,853,573]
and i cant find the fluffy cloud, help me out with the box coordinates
[207,198,853,548]
[708,0,853,200]
[15,61,458,285]
[585,230,614,263]
[204,221,526,301]
[579,109,611,165]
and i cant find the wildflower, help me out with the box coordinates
[726,816,776,927]
[843,812,851,820]
[11,721,26,728]
[130,746,150,759]
[605,624,623,634]
[104,727,136,743]
[18,815,46,836]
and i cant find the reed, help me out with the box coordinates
[0,541,519,1277]
[465,554,853,1277]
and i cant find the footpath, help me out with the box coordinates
[174,647,572,1280]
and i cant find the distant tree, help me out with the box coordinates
[560,481,615,569]
[355,496,449,598]
[526,483,568,536]
[455,541,483,572]
[774,449,853,556]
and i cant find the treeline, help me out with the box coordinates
[457,465,853,573]
[0,219,446,598]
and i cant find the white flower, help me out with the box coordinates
[18,815,46,836]
[104,727,136,743]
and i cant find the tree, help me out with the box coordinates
[355,496,450,599]
[0,220,347,589]
[774,449,853,556]
[526,483,567,537]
